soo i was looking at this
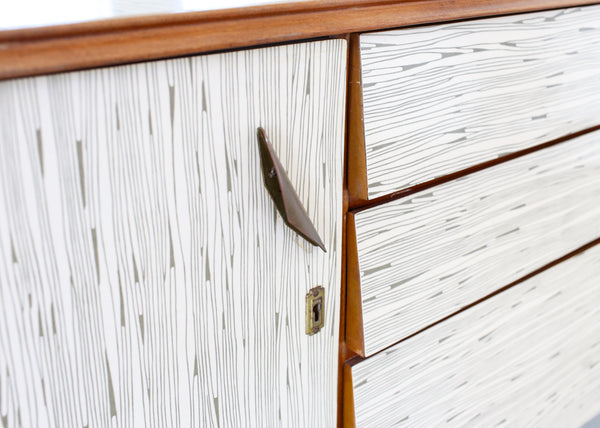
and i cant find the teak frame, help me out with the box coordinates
[1,0,599,80]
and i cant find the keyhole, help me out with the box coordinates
[305,286,324,336]
[313,302,321,323]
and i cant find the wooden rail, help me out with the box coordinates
[1,0,599,79]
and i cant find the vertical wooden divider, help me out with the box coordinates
[339,33,363,428]
[347,33,369,205]
[343,364,357,428]
[344,212,365,357]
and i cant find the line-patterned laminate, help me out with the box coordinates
[360,5,600,199]
[0,39,347,427]
[349,243,600,427]
[352,130,600,356]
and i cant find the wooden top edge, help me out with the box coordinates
[0,0,387,42]
[1,0,599,80]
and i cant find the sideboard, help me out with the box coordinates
[1,1,599,427]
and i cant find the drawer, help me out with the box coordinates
[347,130,600,357]
[349,5,600,200]
[345,243,600,428]
[0,39,346,427]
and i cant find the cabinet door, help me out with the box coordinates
[0,39,346,427]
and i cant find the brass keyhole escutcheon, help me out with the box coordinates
[306,286,325,335]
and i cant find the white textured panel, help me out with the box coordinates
[360,5,600,199]
[350,243,600,428]
[354,131,600,356]
[0,39,346,427]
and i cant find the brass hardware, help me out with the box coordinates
[306,286,325,335]
[256,127,326,252]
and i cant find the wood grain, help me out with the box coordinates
[347,34,368,203]
[348,243,600,427]
[2,0,600,80]
[360,5,600,199]
[0,39,347,427]
[351,130,600,356]
[344,212,365,357]
[342,364,356,428]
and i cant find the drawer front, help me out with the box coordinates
[347,243,600,428]
[0,40,346,427]
[358,5,600,199]
[349,130,600,356]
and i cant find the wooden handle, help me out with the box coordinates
[256,127,326,252]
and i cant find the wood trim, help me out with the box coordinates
[346,33,368,204]
[344,212,365,357]
[2,0,600,80]
[342,363,357,428]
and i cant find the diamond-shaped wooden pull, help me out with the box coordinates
[256,127,326,252]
